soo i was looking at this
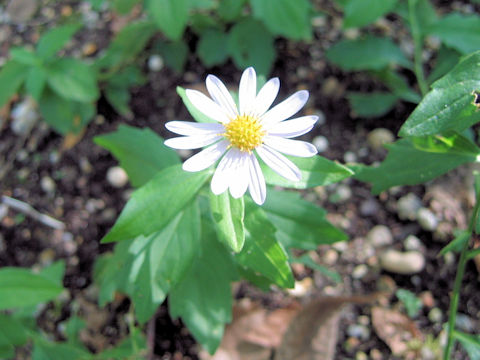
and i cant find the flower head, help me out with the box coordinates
[165,67,318,205]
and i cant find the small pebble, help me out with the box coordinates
[380,250,425,275]
[352,264,368,279]
[417,208,438,231]
[82,42,97,56]
[106,166,128,188]
[404,235,423,251]
[355,351,368,360]
[366,225,393,248]
[343,151,357,163]
[333,241,348,252]
[456,313,475,333]
[39,248,55,266]
[323,249,338,266]
[347,324,370,341]
[367,128,394,150]
[0,204,8,221]
[313,110,326,126]
[360,198,379,216]
[41,176,56,194]
[329,184,352,203]
[370,349,383,360]
[397,193,422,221]
[10,98,38,135]
[428,307,443,324]
[312,135,329,153]
[420,291,435,308]
[148,54,164,71]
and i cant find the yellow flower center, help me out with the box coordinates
[223,115,265,152]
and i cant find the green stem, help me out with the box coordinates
[443,200,480,360]
[408,0,428,97]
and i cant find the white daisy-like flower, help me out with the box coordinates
[164,67,318,205]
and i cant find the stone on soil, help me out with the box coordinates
[366,225,393,248]
[380,250,425,275]
[397,193,422,221]
[417,208,438,231]
[106,166,128,188]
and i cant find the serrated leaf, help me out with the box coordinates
[326,35,411,71]
[347,92,398,117]
[343,0,398,28]
[263,155,354,189]
[250,0,312,40]
[399,51,480,137]
[36,23,82,59]
[228,19,275,76]
[263,190,347,251]
[145,0,189,41]
[0,267,64,310]
[0,60,28,108]
[197,29,229,67]
[209,192,245,252]
[101,164,211,243]
[169,221,237,354]
[94,125,179,188]
[237,201,294,289]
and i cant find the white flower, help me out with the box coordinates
[164,67,318,205]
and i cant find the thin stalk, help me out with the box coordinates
[443,199,480,359]
[408,0,428,97]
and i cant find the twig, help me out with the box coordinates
[1,195,65,230]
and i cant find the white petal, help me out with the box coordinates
[256,145,301,181]
[185,89,230,124]
[165,121,224,136]
[266,116,318,138]
[164,134,221,150]
[247,154,266,205]
[206,75,238,119]
[239,67,257,116]
[252,77,279,117]
[182,140,229,172]
[229,151,249,198]
[211,149,236,195]
[263,136,318,157]
[261,90,309,126]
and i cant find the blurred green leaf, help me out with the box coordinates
[291,254,341,283]
[209,192,245,252]
[101,164,211,243]
[427,46,460,85]
[64,316,86,346]
[32,338,88,360]
[428,13,480,55]
[47,58,99,102]
[263,155,354,189]
[93,330,147,359]
[0,60,28,108]
[25,66,47,101]
[237,201,294,289]
[156,40,189,73]
[198,29,229,67]
[218,0,247,21]
[10,47,40,66]
[189,0,215,9]
[95,124,180,188]
[169,220,237,354]
[399,51,480,137]
[0,267,64,310]
[228,19,275,76]
[396,0,438,38]
[250,0,312,40]
[439,230,470,256]
[145,0,190,41]
[0,314,29,353]
[343,0,398,28]
[396,288,422,318]
[374,69,420,103]
[454,331,480,360]
[39,260,65,286]
[112,0,138,14]
[348,92,398,117]
[326,35,411,71]
[36,23,82,59]
[263,190,347,251]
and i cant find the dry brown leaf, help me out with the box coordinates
[60,127,86,151]
[371,306,423,357]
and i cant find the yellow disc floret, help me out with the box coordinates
[224,115,266,152]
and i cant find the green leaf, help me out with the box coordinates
[343,0,398,28]
[228,19,275,76]
[347,92,398,117]
[145,0,189,41]
[25,66,47,101]
[32,338,88,360]
[218,0,247,21]
[454,331,480,360]
[39,89,95,134]
[405,0,438,38]
[326,35,411,71]
[250,0,312,40]
[237,201,294,289]
[112,0,138,14]
[177,86,216,123]
[36,23,82,59]
[209,192,245,252]
[64,316,86,345]
[93,330,147,359]
[0,267,64,310]
[10,47,41,66]
[189,0,215,9]
[39,260,65,286]
[198,29,229,67]
[291,254,341,283]
[263,190,347,251]
[396,288,422,318]
[101,164,211,243]
[263,155,354,189]
[156,40,189,73]
[169,221,237,354]
[0,314,29,350]
[428,13,480,55]
[0,60,28,108]
[427,46,460,85]
[94,125,180,188]
[399,51,480,137]
[439,230,470,256]
[374,69,421,103]
[95,21,156,70]
[354,135,478,193]
[46,58,99,102]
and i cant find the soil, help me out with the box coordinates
[1,0,479,359]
